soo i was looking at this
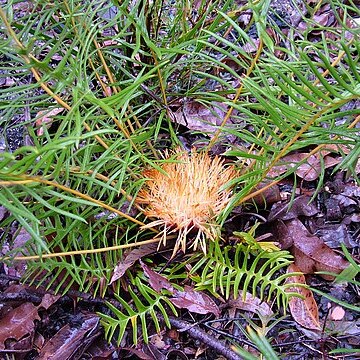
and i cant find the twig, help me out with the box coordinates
[167,317,243,360]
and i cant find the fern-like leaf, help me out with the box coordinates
[100,277,177,345]
[191,239,300,310]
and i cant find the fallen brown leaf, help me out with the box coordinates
[123,346,161,360]
[281,219,349,279]
[0,302,40,350]
[268,195,318,222]
[35,108,64,136]
[85,337,116,359]
[316,223,357,249]
[141,261,175,293]
[286,264,321,330]
[110,243,158,284]
[227,291,274,318]
[39,293,61,310]
[324,320,360,346]
[0,206,7,221]
[252,182,281,206]
[268,152,341,181]
[172,100,234,136]
[36,315,100,360]
[0,290,61,351]
[170,285,220,316]
[140,262,219,316]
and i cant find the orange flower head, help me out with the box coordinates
[136,148,237,255]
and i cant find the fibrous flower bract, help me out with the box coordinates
[136,148,237,255]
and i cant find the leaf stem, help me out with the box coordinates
[6,238,160,261]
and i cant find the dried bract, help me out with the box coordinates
[136,148,237,255]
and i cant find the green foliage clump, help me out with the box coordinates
[190,234,301,310]
[0,0,359,352]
